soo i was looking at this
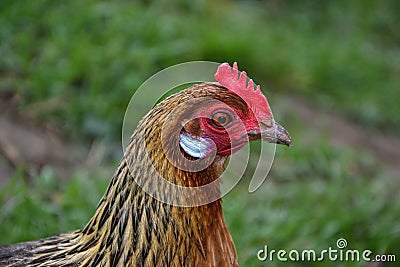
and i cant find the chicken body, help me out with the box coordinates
[0,66,291,266]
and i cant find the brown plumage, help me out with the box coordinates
[0,63,291,267]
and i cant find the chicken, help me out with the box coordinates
[0,62,291,267]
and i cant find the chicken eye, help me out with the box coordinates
[210,111,232,129]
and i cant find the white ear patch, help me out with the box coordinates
[179,133,214,158]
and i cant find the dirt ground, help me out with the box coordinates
[281,95,400,179]
[0,94,82,185]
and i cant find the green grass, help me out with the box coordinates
[225,142,400,266]
[0,166,110,243]
[1,0,399,266]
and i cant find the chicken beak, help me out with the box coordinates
[270,121,292,146]
[251,120,292,147]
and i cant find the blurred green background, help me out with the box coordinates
[0,1,399,266]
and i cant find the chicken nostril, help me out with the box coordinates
[260,119,274,128]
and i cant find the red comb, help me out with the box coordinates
[214,62,272,119]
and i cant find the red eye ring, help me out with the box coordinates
[210,111,232,129]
